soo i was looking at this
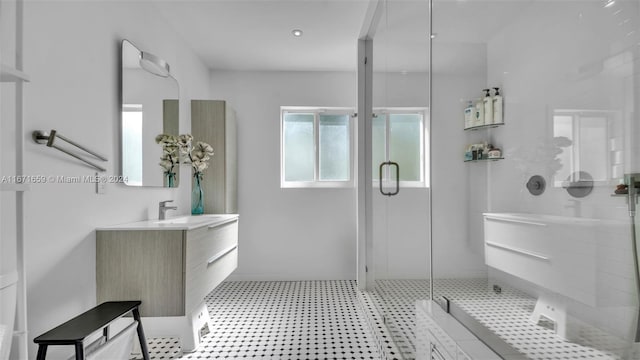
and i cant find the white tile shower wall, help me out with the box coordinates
[483,1,640,340]
[432,73,489,279]
[23,2,211,358]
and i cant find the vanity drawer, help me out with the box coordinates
[184,219,238,312]
[185,247,238,311]
[186,219,238,270]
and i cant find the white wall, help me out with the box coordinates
[210,68,485,282]
[21,2,210,358]
[210,71,358,281]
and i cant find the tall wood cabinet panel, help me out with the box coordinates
[191,100,237,214]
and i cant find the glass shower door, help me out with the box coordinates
[430,0,640,358]
[365,1,431,358]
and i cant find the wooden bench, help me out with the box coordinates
[33,301,150,360]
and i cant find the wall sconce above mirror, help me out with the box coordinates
[121,39,180,187]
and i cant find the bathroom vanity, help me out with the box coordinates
[483,212,606,340]
[96,214,239,351]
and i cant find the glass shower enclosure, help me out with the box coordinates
[360,0,640,359]
[358,0,431,359]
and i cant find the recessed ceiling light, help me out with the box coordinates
[292,29,303,37]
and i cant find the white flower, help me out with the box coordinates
[177,134,193,150]
[156,134,181,173]
[159,158,173,172]
[185,140,214,174]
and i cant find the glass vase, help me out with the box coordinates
[191,173,204,215]
[166,172,176,188]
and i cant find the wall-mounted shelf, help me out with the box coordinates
[464,157,504,163]
[1,63,30,82]
[1,184,30,192]
[464,122,504,131]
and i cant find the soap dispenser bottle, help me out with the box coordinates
[483,89,493,124]
[474,97,484,126]
[464,101,474,129]
[492,87,503,124]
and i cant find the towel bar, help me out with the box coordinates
[32,130,108,172]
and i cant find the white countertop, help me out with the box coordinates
[96,214,239,231]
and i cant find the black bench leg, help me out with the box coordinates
[132,307,150,360]
[74,343,85,360]
[36,345,47,360]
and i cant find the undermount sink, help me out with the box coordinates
[153,215,225,225]
[97,214,238,231]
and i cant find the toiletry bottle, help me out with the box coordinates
[492,87,503,124]
[483,89,493,124]
[464,101,474,129]
[474,97,484,126]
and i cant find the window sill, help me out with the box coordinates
[281,181,354,189]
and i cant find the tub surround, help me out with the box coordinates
[96,214,239,351]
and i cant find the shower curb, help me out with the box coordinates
[356,289,408,360]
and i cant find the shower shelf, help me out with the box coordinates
[464,157,503,162]
[464,123,504,131]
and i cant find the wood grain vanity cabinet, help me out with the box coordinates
[96,216,239,318]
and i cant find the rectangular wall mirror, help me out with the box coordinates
[121,39,180,187]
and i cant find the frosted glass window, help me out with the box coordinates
[553,115,573,182]
[389,114,422,182]
[372,115,387,180]
[281,108,354,187]
[319,114,350,181]
[579,117,607,181]
[553,111,611,185]
[373,109,427,187]
[283,113,314,182]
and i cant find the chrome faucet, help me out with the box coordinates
[159,200,177,220]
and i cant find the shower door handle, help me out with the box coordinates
[379,161,400,196]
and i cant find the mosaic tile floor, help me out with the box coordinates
[366,278,639,360]
[130,279,639,360]
[133,280,380,360]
